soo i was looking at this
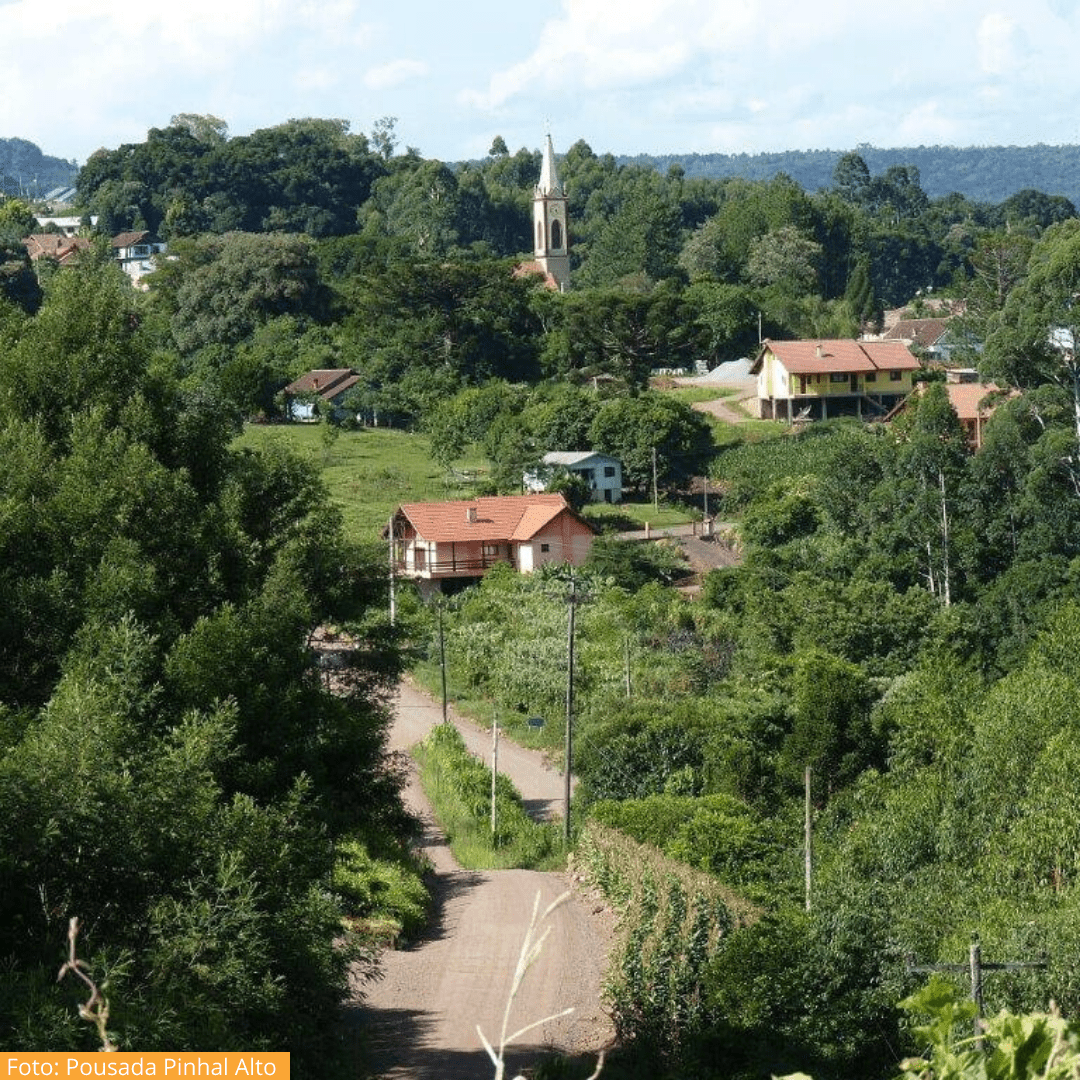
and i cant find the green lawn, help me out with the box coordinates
[236,423,488,541]
[581,500,699,531]
[660,385,737,406]
[236,412,776,545]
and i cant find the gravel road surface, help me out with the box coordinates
[352,680,615,1079]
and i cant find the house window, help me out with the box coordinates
[603,466,616,478]
[540,543,550,553]
[889,370,903,381]
[865,371,877,382]
[830,372,847,382]
[483,544,498,557]
[132,245,150,257]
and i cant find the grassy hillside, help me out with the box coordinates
[236,423,485,540]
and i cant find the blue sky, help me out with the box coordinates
[4,0,1080,166]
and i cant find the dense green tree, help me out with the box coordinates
[0,261,403,1065]
[588,393,713,493]
[155,231,329,357]
[843,255,881,332]
[746,225,822,292]
[983,219,1080,496]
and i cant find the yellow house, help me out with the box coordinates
[751,338,921,422]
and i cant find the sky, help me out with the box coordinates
[4,0,1080,167]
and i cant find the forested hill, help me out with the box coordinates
[0,137,78,198]
[618,144,1080,206]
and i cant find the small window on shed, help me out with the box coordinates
[540,543,550,553]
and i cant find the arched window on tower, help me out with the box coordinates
[551,219,563,250]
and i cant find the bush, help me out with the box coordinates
[413,723,563,869]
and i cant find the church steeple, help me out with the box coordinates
[537,133,563,198]
[533,132,570,291]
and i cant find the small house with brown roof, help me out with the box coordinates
[22,233,91,266]
[882,317,978,366]
[389,493,595,595]
[751,338,921,422]
[284,369,362,421]
[888,372,1016,450]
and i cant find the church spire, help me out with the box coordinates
[532,131,570,291]
[537,132,563,198]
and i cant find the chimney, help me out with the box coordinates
[465,506,477,524]
[816,343,824,358]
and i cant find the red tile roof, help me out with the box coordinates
[943,381,1012,421]
[23,234,91,263]
[884,318,949,348]
[512,259,560,290]
[752,338,920,375]
[396,493,583,544]
[284,369,361,400]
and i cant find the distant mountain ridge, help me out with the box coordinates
[617,144,1080,208]
[0,138,78,200]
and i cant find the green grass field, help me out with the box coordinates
[235,402,780,544]
[236,423,488,540]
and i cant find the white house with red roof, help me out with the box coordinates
[283,369,362,421]
[389,493,594,595]
[751,338,921,422]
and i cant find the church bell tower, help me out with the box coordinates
[533,133,570,291]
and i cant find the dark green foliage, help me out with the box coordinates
[590,794,778,891]
[584,536,689,590]
[413,722,561,866]
[588,394,714,493]
[0,263,404,1066]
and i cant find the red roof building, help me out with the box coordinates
[750,338,921,422]
[283,369,362,420]
[390,493,594,595]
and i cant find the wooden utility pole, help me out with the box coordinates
[388,516,396,627]
[908,933,1046,1052]
[564,575,577,843]
[491,720,500,840]
[438,601,448,723]
[652,447,659,512]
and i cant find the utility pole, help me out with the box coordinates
[564,574,579,843]
[908,933,1046,1052]
[652,447,659,512]
[388,516,396,627]
[438,600,448,723]
[491,719,500,841]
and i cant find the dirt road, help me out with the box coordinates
[352,681,615,1079]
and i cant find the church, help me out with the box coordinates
[517,133,571,291]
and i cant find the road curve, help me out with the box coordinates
[350,680,615,1080]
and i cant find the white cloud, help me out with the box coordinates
[364,59,429,91]
[462,0,753,111]
[977,13,1023,75]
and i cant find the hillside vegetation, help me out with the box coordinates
[620,143,1080,206]
[5,115,1080,1077]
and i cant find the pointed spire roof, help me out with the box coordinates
[537,133,563,197]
